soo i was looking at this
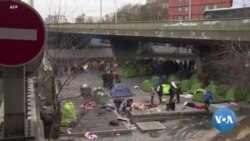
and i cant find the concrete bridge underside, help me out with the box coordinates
[48,32,206,74]
[48,19,250,74]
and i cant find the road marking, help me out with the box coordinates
[0,28,37,41]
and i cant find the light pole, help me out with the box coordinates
[113,0,117,23]
[188,0,192,20]
[100,0,103,23]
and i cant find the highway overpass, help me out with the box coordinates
[47,18,250,74]
[48,18,250,43]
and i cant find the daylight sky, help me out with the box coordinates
[22,0,146,22]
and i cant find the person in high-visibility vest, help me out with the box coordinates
[156,83,169,103]
[169,82,180,103]
[156,84,163,104]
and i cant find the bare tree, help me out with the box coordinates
[39,1,93,139]
[205,41,250,87]
[116,4,141,21]
[114,3,167,22]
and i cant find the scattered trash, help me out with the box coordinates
[134,86,139,89]
[117,117,129,122]
[85,132,98,140]
[149,131,161,138]
[82,101,96,109]
[157,109,162,112]
[105,103,116,111]
[109,120,119,126]
[132,103,146,110]
[67,128,72,134]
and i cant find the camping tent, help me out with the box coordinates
[192,89,204,102]
[150,76,160,87]
[193,88,228,103]
[225,87,246,102]
[247,93,250,103]
[61,102,77,133]
[180,80,190,93]
[190,81,203,94]
[110,83,132,98]
[141,80,152,92]
[168,74,180,84]
[205,82,224,101]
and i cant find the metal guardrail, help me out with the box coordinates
[48,18,250,31]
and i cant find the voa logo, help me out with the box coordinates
[212,107,236,132]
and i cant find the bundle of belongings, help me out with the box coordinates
[131,103,146,110]
[109,120,120,126]
[114,98,134,114]
[132,102,158,110]
[85,132,98,140]
[166,101,175,111]
[105,103,116,111]
[81,101,96,109]
[183,101,203,110]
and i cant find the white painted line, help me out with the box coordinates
[0,28,37,41]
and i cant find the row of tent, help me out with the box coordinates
[119,59,195,78]
[119,60,153,77]
[141,74,250,103]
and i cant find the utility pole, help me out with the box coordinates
[100,0,103,23]
[188,0,192,20]
[113,0,117,23]
[28,0,34,8]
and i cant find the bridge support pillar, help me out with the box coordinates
[194,46,203,75]
[110,39,139,62]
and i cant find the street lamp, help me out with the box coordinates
[113,0,117,23]
[100,0,103,23]
[188,0,192,20]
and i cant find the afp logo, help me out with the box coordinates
[212,107,236,132]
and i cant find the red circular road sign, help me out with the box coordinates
[0,0,45,67]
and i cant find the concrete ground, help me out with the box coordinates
[56,71,250,141]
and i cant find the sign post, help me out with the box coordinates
[0,0,45,139]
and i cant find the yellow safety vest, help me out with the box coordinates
[162,84,170,95]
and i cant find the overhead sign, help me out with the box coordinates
[0,0,46,67]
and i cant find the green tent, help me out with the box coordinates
[225,87,245,102]
[238,85,249,102]
[118,67,126,76]
[157,57,166,64]
[205,82,224,101]
[96,91,108,105]
[150,76,160,87]
[123,68,138,77]
[139,66,153,76]
[218,84,230,98]
[247,93,250,103]
[190,74,200,82]
[151,76,160,82]
[180,80,191,93]
[141,80,152,92]
[168,75,179,82]
[192,89,204,102]
[60,102,77,133]
[225,87,236,102]
[190,81,203,94]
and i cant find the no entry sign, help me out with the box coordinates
[0,0,46,67]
